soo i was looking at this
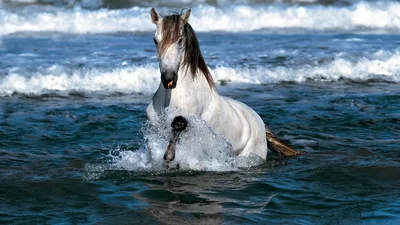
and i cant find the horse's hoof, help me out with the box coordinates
[171,116,188,132]
[165,163,180,171]
[163,149,175,163]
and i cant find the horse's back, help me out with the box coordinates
[211,96,268,159]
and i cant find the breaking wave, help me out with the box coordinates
[1,1,400,35]
[1,49,399,97]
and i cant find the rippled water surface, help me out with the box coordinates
[1,1,400,224]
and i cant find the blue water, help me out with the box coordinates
[1,1,400,224]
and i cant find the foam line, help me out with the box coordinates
[1,49,399,96]
[1,2,400,35]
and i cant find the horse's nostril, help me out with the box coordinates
[167,80,174,89]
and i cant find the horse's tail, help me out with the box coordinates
[265,127,302,156]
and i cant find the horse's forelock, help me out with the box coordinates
[160,14,181,54]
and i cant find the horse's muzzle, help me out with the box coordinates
[161,71,177,89]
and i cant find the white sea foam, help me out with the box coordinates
[0,64,160,96]
[1,1,400,35]
[1,49,399,97]
[213,49,400,84]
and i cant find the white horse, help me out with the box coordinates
[146,8,299,161]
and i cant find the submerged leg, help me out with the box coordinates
[265,126,302,156]
[164,116,188,163]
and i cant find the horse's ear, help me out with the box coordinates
[181,9,191,22]
[150,8,160,24]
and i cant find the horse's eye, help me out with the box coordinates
[178,38,183,46]
[153,37,158,46]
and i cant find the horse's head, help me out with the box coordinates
[150,8,191,89]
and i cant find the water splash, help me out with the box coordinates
[84,114,263,180]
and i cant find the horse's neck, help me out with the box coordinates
[174,69,215,110]
[155,68,216,117]
[176,69,210,94]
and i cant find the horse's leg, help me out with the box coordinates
[265,126,302,156]
[164,116,188,164]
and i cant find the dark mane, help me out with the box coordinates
[161,14,215,89]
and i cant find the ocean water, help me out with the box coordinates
[1,0,400,224]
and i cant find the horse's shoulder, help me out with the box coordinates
[220,95,264,125]
[221,96,251,112]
